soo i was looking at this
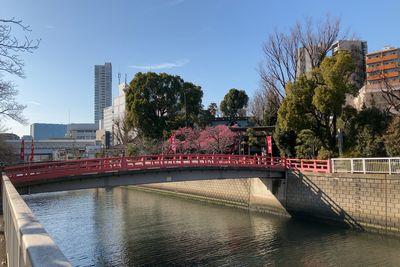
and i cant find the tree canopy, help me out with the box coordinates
[275,51,357,157]
[384,114,400,157]
[220,88,249,118]
[125,72,203,139]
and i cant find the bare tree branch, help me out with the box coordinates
[379,73,400,114]
[0,80,26,124]
[0,18,40,78]
[259,16,345,99]
[113,117,135,147]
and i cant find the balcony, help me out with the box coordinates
[366,57,383,64]
[382,54,398,61]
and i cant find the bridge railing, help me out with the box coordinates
[331,157,400,174]
[284,158,331,173]
[4,154,330,184]
[2,175,71,266]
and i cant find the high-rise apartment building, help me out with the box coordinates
[94,62,112,125]
[331,40,368,88]
[296,47,314,77]
[366,47,400,87]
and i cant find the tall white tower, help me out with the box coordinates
[94,62,112,125]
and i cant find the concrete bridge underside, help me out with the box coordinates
[15,166,285,195]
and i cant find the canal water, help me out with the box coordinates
[24,187,400,267]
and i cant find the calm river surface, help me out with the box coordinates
[24,187,400,267]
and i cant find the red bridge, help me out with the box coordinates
[4,154,330,194]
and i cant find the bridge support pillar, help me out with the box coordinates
[249,177,289,216]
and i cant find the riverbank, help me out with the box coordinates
[130,171,400,236]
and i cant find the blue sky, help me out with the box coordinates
[2,0,400,137]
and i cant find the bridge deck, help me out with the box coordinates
[5,154,330,186]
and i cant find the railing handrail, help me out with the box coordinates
[332,157,400,160]
[4,154,331,184]
[2,175,72,266]
[331,157,400,174]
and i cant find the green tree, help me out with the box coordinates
[246,128,258,155]
[125,72,203,139]
[275,51,357,157]
[355,127,386,157]
[295,129,321,159]
[339,106,390,156]
[384,114,400,156]
[220,88,249,118]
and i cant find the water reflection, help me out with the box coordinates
[24,187,400,267]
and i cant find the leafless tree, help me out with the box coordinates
[249,84,281,126]
[296,16,342,70]
[0,18,40,78]
[0,80,26,124]
[249,86,269,125]
[0,17,40,125]
[259,16,344,98]
[113,117,135,147]
[379,74,400,114]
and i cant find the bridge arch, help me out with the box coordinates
[4,154,329,194]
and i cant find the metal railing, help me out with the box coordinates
[331,158,400,174]
[4,154,331,185]
[2,175,71,266]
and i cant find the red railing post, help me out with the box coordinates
[121,156,127,170]
[327,159,331,173]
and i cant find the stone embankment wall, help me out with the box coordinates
[135,172,400,235]
[286,172,400,234]
[136,178,289,216]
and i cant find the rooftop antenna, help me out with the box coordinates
[125,73,127,85]
[118,72,121,85]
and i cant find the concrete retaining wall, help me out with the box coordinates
[286,171,400,234]
[137,171,400,235]
[137,177,289,217]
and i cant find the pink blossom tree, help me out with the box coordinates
[173,127,201,153]
[168,125,238,154]
[199,125,238,154]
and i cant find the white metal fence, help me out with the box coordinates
[331,158,400,174]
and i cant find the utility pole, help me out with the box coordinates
[184,90,188,128]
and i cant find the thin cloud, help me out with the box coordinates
[27,101,41,106]
[128,59,189,70]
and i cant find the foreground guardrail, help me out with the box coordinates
[331,158,400,174]
[2,174,71,266]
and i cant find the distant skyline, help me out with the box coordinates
[1,0,400,137]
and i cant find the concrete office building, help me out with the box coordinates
[102,82,130,145]
[30,123,67,140]
[331,40,368,89]
[5,139,100,161]
[94,62,112,126]
[66,123,98,140]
